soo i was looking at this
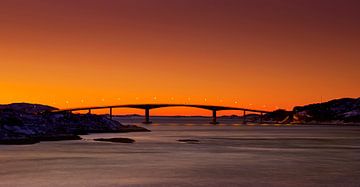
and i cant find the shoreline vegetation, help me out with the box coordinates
[0,97,359,145]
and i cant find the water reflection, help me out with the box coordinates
[0,119,359,187]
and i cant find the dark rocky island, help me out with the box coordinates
[264,97,360,124]
[0,103,149,145]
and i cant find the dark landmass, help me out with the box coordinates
[265,97,360,124]
[0,103,149,145]
[94,138,135,143]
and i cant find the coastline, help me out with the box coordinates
[1,100,360,145]
[0,103,149,145]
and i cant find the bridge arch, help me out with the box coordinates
[52,104,269,124]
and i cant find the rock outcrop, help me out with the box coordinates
[293,98,360,123]
[94,138,135,143]
[265,97,360,124]
[0,103,149,145]
[177,139,200,144]
[263,109,294,123]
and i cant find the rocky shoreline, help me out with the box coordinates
[0,103,149,145]
[264,97,360,124]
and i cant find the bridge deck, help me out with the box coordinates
[52,104,269,113]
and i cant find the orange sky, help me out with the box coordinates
[1,0,359,115]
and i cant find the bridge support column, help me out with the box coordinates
[243,110,246,124]
[143,108,152,124]
[88,109,91,114]
[109,107,113,120]
[260,112,263,124]
[210,110,219,124]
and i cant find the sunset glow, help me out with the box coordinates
[1,0,359,115]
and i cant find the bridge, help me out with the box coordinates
[52,104,270,124]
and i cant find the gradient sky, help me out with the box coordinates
[1,0,359,115]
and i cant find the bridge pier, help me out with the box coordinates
[88,109,91,114]
[260,112,263,124]
[143,108,152,124]
[210,110,219,124]
[243,110,246,124]
[109,107,113,120]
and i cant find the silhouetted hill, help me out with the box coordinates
[293,98,360,123]
[0,103,57,114]
[265,97,360,124]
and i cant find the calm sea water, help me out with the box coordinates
[0,117,360,187]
